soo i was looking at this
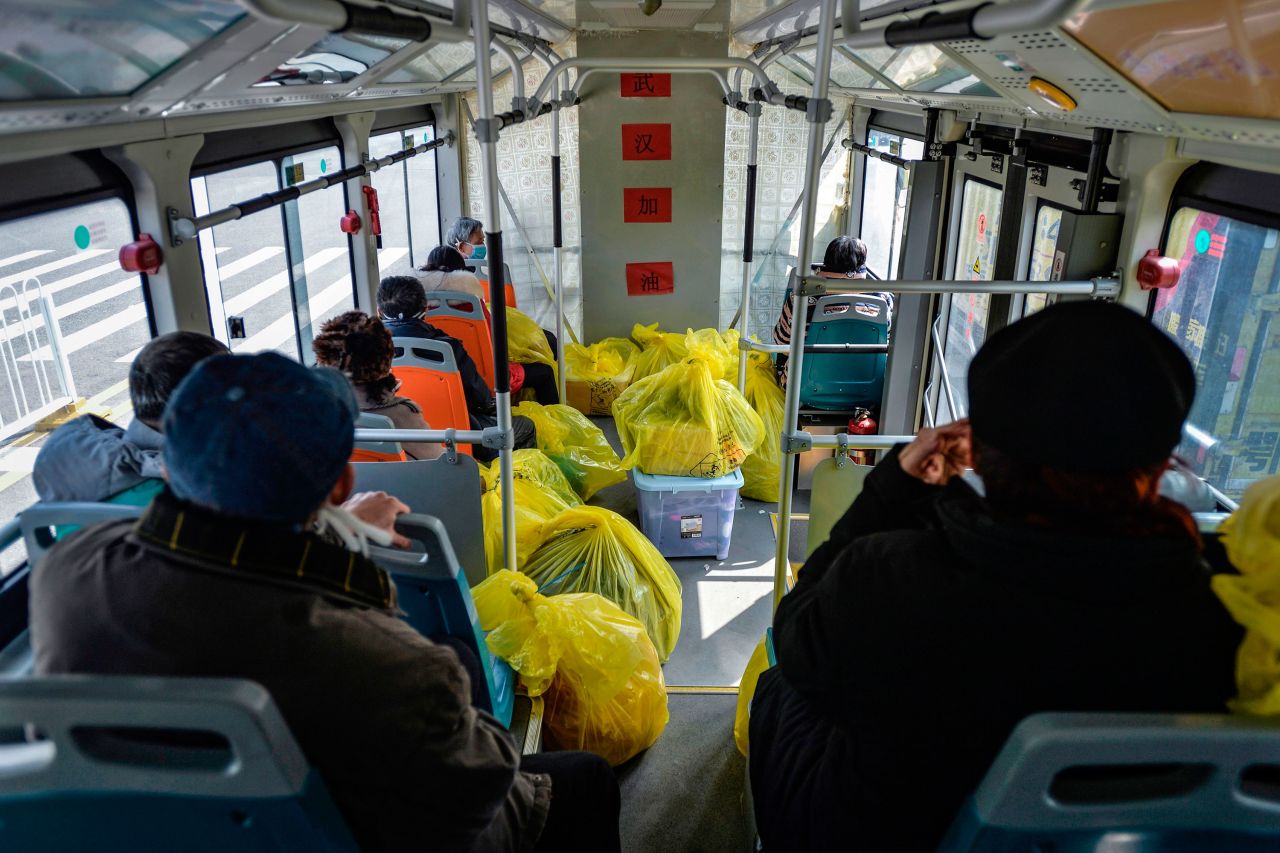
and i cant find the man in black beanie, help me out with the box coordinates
[749,301,1242,853]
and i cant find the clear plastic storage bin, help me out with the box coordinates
[632,469,743,560]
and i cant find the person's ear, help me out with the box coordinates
[328,463,355,505]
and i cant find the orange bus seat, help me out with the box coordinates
[352,412,408,463]
[472,260,518,309]
[475,278,519,310]
[391,336,472,457]
[424,290,496,391]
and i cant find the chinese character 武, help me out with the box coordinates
[632,73,655,94]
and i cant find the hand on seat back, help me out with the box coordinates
[898,420,972,486]
[342,491,411,548]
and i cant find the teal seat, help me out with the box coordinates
[0,675,358,852]
[367,514,515,728]
[798,294,889,411]
[938,713,1280,852]
[55,479,163,539]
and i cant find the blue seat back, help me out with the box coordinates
[0,675,358,852]
[351,455,486,587]
[938,712,1280,853]
[368,514,514,727]
[351,412,405,462]
[798,293,889,411]
[21,502,144,570]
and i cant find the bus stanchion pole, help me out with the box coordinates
[552,75,567,401]
[737,101,761,392]
[774,0,837,611]
[471,0,518,572]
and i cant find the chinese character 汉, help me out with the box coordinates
[632,73,656,94]
[634,134,655,155]
[638,195,658,216]
[640,271,661,292]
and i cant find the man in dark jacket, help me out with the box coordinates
[32,331,227,503]
[378,275,536,461]
[30,351,620,853]
[749,301,1243,852]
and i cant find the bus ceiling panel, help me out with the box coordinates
[0,0,248,102]
[732,0,906,42]
[250,32,414,88]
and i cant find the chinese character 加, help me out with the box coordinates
[638,194,658,216]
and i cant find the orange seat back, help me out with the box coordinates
[478,278,518,309]
[391,337,472,456]
[424,291,495,391]
[351,446,408,463]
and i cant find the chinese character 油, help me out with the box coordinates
[640,270,661,292]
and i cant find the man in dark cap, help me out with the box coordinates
[30,352,620,853]
[749,301,1242,852]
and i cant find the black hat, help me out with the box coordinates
[967,301,1194,471]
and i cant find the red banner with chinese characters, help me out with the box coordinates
[626,261,674,296]
[621,123,672,161]
[623,187,672,223]
[620,73,672,97]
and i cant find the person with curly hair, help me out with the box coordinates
[313,311,442,461]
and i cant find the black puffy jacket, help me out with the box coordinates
[750,448,1242,852]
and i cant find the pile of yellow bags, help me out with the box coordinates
[565,337,639,416]
[1212,475,1280,715]
[514,402,627,500]
[521,505,682,662]
[685,327,741,380]
[474,570,669,765]
[612,351,765,479]
[739,349,786,502]
[480,449,581,573]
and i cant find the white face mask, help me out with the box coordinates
[314,502,394,557]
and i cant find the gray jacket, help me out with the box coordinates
[32,415,165,502]
[30,491,551,852]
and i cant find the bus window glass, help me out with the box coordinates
[941,178,1001,415]
[860,130,924,279]
[195,162,298,359]
[255,34,410,87]
[1153,207,1280,502]
[369,128,437,277]
[280,147,355,359]
[1025,204,1065,316]
[0,198,152,571]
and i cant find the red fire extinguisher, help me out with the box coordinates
[848,407,877,466]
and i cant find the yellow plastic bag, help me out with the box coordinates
[521,505,682,662]
[739,350,786,502]
[631,323,688,383]
[733,637,772,756]
[513,401,627,500]
[506,306,557,376]
[473,570,669,765]
[612,353,766,478]
[565,338,638,416]
[685,327,741,379]
[1212,475,1280,715]
[480,450,582,573]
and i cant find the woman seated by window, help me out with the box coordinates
[313,311,443,461]
[773,235,893,386]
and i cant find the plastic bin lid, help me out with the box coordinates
[632,468,745,492]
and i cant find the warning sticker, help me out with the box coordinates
[1051,250,1066,281]
[680,515,703,539]
[971,257,981,276]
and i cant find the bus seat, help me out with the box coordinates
[937,713,1280,853]
[423,291,496,391]
[368,514,515,729]
[350,454,486,588]
[351,412,407,463]
[804,456,874,560]
[391,337,471,457]
[471,260,518,308]
[0,675,359,852]
[798,294,889,411]
[20,503,144,572]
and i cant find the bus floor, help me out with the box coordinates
[589,417,783,852]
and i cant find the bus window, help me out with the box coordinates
[280,146,355,359]
[195,162,299,358]
[860,130,924,279]
[1153,207,1280,502]
[1025,204,1065,316]
[369,125,439,274]
[0,198,152,570]
[939,178,1002,416]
